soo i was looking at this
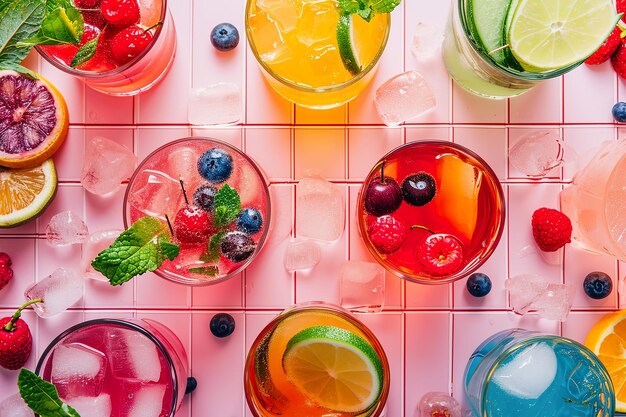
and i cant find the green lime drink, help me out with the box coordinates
[443,0,618,99]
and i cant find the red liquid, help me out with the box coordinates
[357,142,504,283]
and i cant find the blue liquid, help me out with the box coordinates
[465,332,613,417]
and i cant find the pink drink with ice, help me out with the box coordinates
[37,319,189,417]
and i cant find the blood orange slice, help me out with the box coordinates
[0,70,69,168]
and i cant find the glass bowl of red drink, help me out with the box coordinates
[123,137,271,286]
[357,140,505,284]
[36,0,176,96]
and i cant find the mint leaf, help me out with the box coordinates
[357,7,373,21]
[370,0,401,13]
[0,61,37,77]
[70,34,98,67]
[0,0,46,68]
[91,217,180,286]
[18,368,81,417]
[19,4,83,47]
[189,266,219,276]
[213,184,241,228]
[337,0,400,21]
[200,232,225,262]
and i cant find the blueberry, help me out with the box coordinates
[613,102,626,123]
[185,377,198,394]
[583,271,612,299]
[220,231,256,263]
[193,184,218,212]
[466,273,492,297]
[210,23,239,52]
[197,148,233,183]
[237,208,263,234]
[401,172,437,206]
[209,313,235,338]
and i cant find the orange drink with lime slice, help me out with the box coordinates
[244,303,389,417]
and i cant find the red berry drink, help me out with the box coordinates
[124,137,271,286]
[36,319,190,417]
[357,141,505,284]
[37,0,176,95]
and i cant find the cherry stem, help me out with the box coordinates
[410,225,435,235]
[144,21,164,33]
[4,298,43,332]
[164,214,174,235]
[179,178,189,205]
[380,161,386,183]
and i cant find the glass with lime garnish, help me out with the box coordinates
[245,0,397,109]
[443,0,619,99]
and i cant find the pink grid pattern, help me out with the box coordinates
[1,0,624,416]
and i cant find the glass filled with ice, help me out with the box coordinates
[36,318,191,417]
[123,137,271,286]
[464,329,614,417]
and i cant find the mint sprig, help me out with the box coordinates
[213,184,241,228]
[70,34,98,67]
[337,0,401,21]
[0,0,46,68]
[18,368,81,417]
[18,3,84,47]
[200,232,226,263]
[91,217,180,286]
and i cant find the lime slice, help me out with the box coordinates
[507,0,617,71]
[283,325,384,414]
[468,0,512,63]
[0,159,57,228]
[337,14,361,75]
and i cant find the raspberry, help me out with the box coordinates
[0,253,13,292]
[173,205,211,244]
[367,215,407,254]
[531,207,572,252]
[417,234,464,277]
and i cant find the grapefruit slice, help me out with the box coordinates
[0,70,69,168]
[0,159,57,228]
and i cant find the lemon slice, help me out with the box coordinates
[283,325,384,414]
[336,14,361,75]
[507,0,617,71]
[0,159,57,227]
[585,309,626,412]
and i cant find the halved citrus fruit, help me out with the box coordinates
[0,159,57,228]
[585,309,626,412]
[0,70,69,168]
[282,325,384,414]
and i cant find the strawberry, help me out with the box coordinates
[531,207,572,252]
[173,205,211,244]
[110,25,153,65]
[367,215,407,254]
[612,39,626,79]
[618,0,626,15]
[101,0,140,26]
[586,26,623,65]
[0,253,13,292]
[417,234,464,277]
[0,301,37,370]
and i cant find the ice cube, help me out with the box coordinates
[509,131,576,178]
[128,170,184,221]
[188,83,242,126]
[257,0,301,32]
[248,11,290,64]
[295,175,345,241]
[340,261,385,313]
[505,274,548,315]
[51,343,107,399]
[506,274,573,321]
[65,394,111,417]
[492,342,557,399]
[138,0,161,26]
[418,392,462,417]
[25,268,83,318]
[296,0,335,47]
[46,211,89,246]
[81,230,122,281]
[108,328,161,382]
[535,283,574,321]
[0,393,34,417]
[168,146,199,184]
[81,136,137,195]
[412,22,443,59]
[374,71,436,126]
[127,384,166,417]
[284,239,321,271]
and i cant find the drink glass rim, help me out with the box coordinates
[455,0,581,81]
[243,301,391,417]
[479,333,615,415]
[244,0,391,94]
[357,140,506,285]
[35,318,180,417]
[122,136,272,286]
[35,0,168,78]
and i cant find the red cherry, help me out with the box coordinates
[109,25,153,65]
[417,234,464,277]
[101,0,140,26]
[0,316,32,370]
[173,205,212,244]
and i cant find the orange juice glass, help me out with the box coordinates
[245,0,390,109]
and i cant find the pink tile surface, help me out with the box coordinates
[1,3,624,415]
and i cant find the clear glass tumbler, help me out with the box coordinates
[465,329,614,417]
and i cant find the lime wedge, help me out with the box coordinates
[468,0,512,64]
[337,14,361,75]
[507,0,618,71]
[283,325,384,414]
